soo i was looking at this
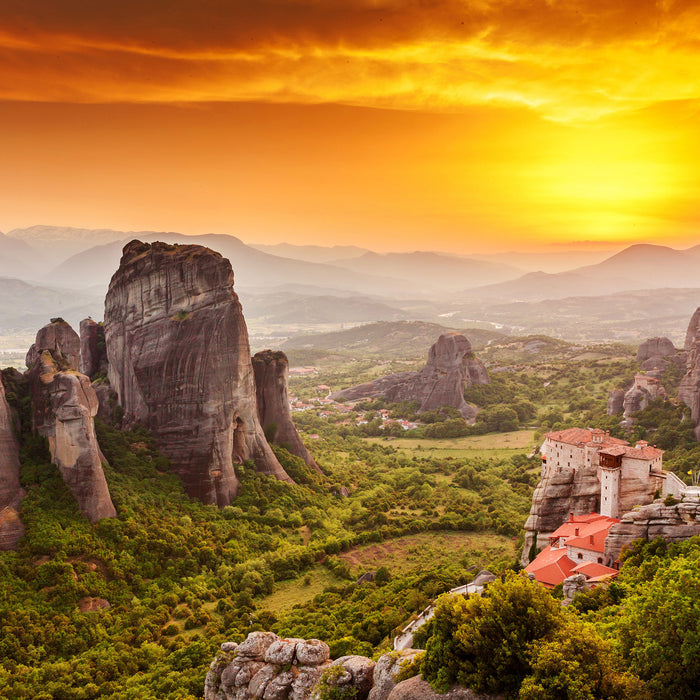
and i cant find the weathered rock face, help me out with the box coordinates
[685,307,700,351]
[387,675,503,700]
[26,321,116,523]
[253,350,320,472]
[79,318,107,378]
[604,494,700,562]
[679,307,700,438]
[204,632,333,700]
[0,375,25,550]
[104,240,292,506]
[606,388,624,415]
[333,333,489,420]
[521,466,600,566]
[368,649,423,700]
[622,375,666,425]
[636,336,676,363]
[26,318,81,371]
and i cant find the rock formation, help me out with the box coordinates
[606,389,624,415]
[386,676,503,700]
[685,307,700,351]
[368,650,423,700]
[205,632,334,700]
[521,466,600,565]
[604,493,700,562]
[79,318,107,378]
[620,374,666,426]
[26,317,80,372]
[25,320,116,522]
[252,350,320,472]
[206,633,493,700]
[636,336,676,364]
[679,307,700,438]
[332,333,489,420]
[0,374,25,550]
[104,240,292,506]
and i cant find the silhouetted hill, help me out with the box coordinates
[467,243,700,301]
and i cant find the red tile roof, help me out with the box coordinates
[558,515,619,554]
[572,561,619,580]
[546,427,628,448]
[524,545,577,588]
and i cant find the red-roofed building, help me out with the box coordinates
[524,512,620,588]
[541,427,667,518]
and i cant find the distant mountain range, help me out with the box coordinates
[466,244,700,301]
[4,225,700,345]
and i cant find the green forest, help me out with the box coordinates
[1,335,699,698]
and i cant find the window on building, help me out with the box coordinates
[597,557,603,564]
[577,553,583,559]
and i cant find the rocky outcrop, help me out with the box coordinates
[204,632,333,700]
[622,374,666,426]
[685,307,700,351]
[521,466,600,565]
[606,389,624,415]
[26,318,80,371]
[679,307,700,438]
[562,573,590,605]
[79,318,107,378]
[26,321,116,522]
[604,494,700,562]
[253,350,320,472]
[0,374,25,550]
[636,337,676,363]
[387,676,502,700]
[104,240,292,506]
[368,650,423,700]
[333,333,489,420]
[206,634,495,700]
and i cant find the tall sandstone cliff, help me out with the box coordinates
[252,350,321,472]
[678,306,700,438]
[104,240,293,506]
[521,466,600,565]
[25,320,116,523]
[332,333,489,420]
[0,374,25,549]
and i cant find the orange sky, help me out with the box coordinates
[1,0,699,253]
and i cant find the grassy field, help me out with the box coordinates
[338,530,515,575]
[362,429,537,459]
[258,565,342,613]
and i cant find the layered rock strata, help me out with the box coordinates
[104,240,292,506]
[252,350,320,472]
[521,466,600,565]
[26,321,116,522]
[332,333,489,420]
[604,494,700,562]
[0,375,25,549]
[679,306,700,438]
[79,318,108,378]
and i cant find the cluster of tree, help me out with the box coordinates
[417,540,700,700]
